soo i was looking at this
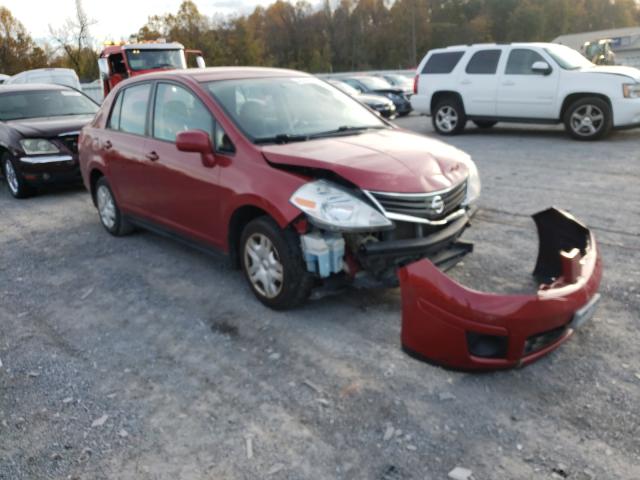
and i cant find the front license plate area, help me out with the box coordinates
[571,293,601,330]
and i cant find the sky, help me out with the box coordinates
[3,0,310,44]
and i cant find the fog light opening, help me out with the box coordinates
[466,332,508,359]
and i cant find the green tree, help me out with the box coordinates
[0,7,49,74]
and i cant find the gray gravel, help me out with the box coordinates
[1,118,639,479]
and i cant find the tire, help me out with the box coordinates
[473,120,497,129]
[2,154,34,199]
[564,97,612,141]
[95,177,134,236]
[432,98,467,135]
[240,216,313,310]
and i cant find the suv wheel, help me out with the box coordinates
[432,99,467,135]
[240,217,313,310]
[2,155,34,199]
[95,177,134,236]
[564,97,612,141]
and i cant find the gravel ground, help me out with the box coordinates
[1,118,639,480]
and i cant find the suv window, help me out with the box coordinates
[119,83,151,135]
[153,83,214,142]
[465,50,502,75]
[422,52,464,74]
[506,49,547,75]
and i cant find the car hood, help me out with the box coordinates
[578,65,640,82]
[5,114,95,137]
[357,94,394,106]
[261,129,469,193]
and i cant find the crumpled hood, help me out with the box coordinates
[579,65,640,82]
[262,129,469,193]
[6,114,95,138]
[357,94,394,106]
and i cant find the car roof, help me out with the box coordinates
[0,83,71,93]
[121,66,313,85]
[430,42,557,52]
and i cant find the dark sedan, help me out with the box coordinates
[0,84,98,198]
[328,80,397,119]
[341,76,412,116]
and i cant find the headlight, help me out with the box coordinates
[623,83,640,98]
[458,155,481,205]
[290,180,393,232]
[20,139,60,155]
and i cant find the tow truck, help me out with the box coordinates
[97,40,206,98]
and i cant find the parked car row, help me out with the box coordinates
[0,64,604,369]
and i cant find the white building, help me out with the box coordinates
[553,26,640,68]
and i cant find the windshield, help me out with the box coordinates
[544,45,594,70]
[125,49,186,71]
[356,76,393,90]
[0,89,98,121]
[205,77,386,143]
[329,80,359,96]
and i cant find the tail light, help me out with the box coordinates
[413,74,419,95]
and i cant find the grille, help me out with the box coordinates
[369,180,467,221]
[58,134,79,154]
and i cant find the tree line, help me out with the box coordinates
[1,0,639,80]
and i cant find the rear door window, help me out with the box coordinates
[422,52,465,74]
[465,50,502,75]
[505,49,547,75]
[119,83,151,136]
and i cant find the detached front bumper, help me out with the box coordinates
[399,208,602,371]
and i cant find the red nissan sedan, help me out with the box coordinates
[79,67,481,309]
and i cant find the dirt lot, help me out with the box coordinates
[1,119,639,480]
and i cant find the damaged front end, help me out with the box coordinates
[399,208,602,371]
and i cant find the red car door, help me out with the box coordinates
[141,81,231,249]
[104,82,154,215]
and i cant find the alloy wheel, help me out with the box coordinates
[244,233,284,299]
[570,104,604,137]
[435,106,458,133]
[4,160,19,195]
[96,185,117,229]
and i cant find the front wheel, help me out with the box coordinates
[240,217,313,310]
[2,155,34,199]
[432,99,467,135]
[564,97,612,141]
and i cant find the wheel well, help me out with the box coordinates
[89,169,104,205]
[560,93,612,120]
[228,206,270,268]
[431,91,465,114]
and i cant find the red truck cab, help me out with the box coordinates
[98,41,205,98]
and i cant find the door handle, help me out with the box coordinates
[146,151,159,162]
[103,140,112,150]
[502,81,515,86]
[460,79,471,85]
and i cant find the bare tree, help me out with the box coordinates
[48,0,97,77]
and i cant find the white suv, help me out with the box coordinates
[411,42,640,140]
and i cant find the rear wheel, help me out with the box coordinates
[473,120,497,129]
[95,177,134,236]
[564,97,612,141]
[432,98,467,135]
[240,216,313,310]
[2,154,34,199]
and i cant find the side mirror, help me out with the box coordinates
[196,56,206,69]
[531,61,552,75]
[176,130,216,168]
[98,58,110,79]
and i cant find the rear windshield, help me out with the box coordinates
[422,52,465,74]
[0,89,98,121]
